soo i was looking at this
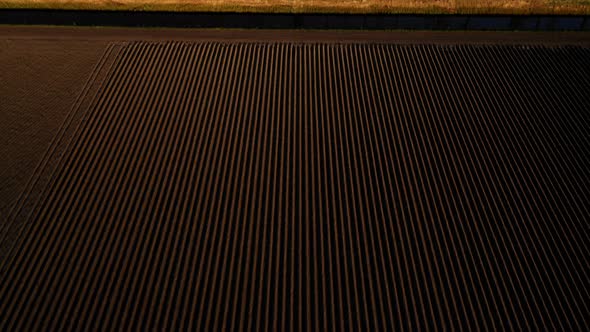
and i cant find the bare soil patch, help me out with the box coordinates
[0,40,107,227]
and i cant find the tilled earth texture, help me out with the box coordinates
[1,28,590,331]
[0,40,109,231]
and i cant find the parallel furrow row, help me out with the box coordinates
[1,42,589,331]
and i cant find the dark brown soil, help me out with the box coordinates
[2,26,590,45]
[1,27,589,331]
[0,39,108,227]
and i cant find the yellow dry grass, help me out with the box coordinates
[1,0,589,14]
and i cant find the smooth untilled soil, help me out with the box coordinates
[0,39,108,227]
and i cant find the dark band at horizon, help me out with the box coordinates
[1,9,590,30]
